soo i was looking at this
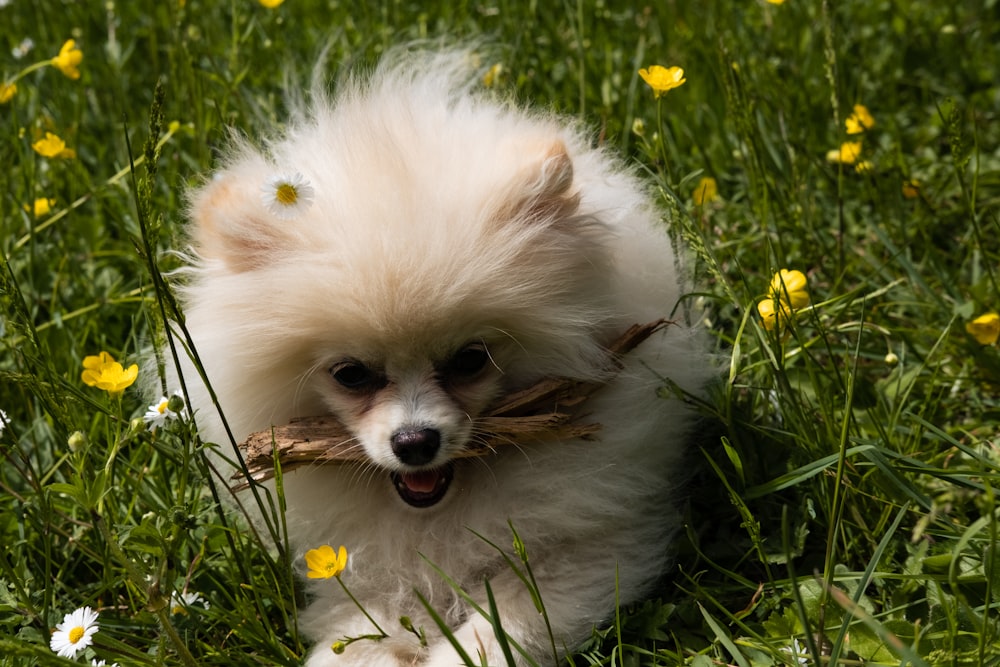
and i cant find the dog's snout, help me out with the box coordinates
[390,428,441,466]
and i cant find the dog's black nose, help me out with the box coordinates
[390,428,441,466]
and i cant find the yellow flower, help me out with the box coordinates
[482,63,504,88]
[766,0,785,4]
[845,104,875,134]
[902,179,920,199]
[259,0,285,7]
[769,269,810,308]
[24,198,56,217]
[0,82,16,104]
[32,132,67,157]
[854,160,874,174]
[966,312,1000,345]
[756,298,785,331]
[758,269,810,331]
[81,351,139,396]
[826,141,863,165]
[693,176,718,206]
[51,39,84,80]
[638,65,686,98]
[83,351,116,370]
[305,545,348,579]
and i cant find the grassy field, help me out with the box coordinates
[2,0,999,665]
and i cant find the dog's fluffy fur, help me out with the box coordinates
[169,50,712,667]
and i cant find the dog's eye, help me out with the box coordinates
[330,362,384,391]
[445,343,490,379]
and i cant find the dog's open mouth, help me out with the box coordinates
[391,464,454,508]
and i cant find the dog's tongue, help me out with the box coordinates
[400,470,441,494]
[393,465,453,508]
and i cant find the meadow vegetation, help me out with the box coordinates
[1,1,999,665]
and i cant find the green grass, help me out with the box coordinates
[2,0,999,665]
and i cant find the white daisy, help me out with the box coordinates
[0,409,8,434]
[49,606,99,659]
[260,172,315,219]
[170,590,210,614]
[782,638,810,665]
[92,660,120,667]
[143,391,185,429]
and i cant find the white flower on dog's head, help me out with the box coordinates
[261,172,315,219]
[49,606,99,658]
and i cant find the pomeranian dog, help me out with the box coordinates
[168,49,711,667]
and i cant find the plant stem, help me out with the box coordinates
[337,577,388,639]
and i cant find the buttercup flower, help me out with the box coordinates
[25,198,56,217]
[845,104,875,134]
[482,62,504,88]
[902,179,921,199]
[51,39,83,80]
[82,351,116,371]
[49,606,99,659]
[766,0,786,4]
[0,81,15,104]
[261,172,315,219]
[638,65,686,98]
[32,132,68,158]
[305,545,348,579]
[826,141,862,165]
[170,591,210,614]
[144,391,186,428]
[757,269,810,332]
[693,176,718,206]
[966,312,1000,345]
[756,299,780,331]
[81,351,139,396]
[769,269,810,308]
[259,0,285,7]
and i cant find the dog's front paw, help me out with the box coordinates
[423,616,527,667]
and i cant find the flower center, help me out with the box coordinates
[275,183,298,206]
[68,626,84,644]
[157,400,168,415]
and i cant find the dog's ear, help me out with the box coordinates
[495,139,581,225]
[188,170,290,272]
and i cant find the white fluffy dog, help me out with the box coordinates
[169,50,711,667]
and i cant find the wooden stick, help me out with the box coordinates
[234,319,668,486]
